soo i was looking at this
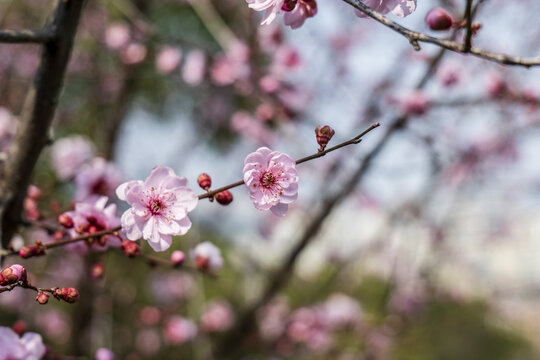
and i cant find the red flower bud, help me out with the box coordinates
[425,7,454,31]
[36,292,50,305]
[19,244,46,259]
[315,125,335,151]
[170,250,185,266]
[121,240,140,258]
[197,173,212,190]
[12,320,27,335]
[0,264,27,286]
[58,213,74,228]
[55,287,79,303]
[215,190,233,205]
[91,262,105,279]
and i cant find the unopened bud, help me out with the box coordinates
[197,173,212,190]
[58,213,74,228]
[36,292,50,305]
[91,262,105,279]
[55,287,80,303]
[215,190,233,205]
[27,185,42,200]
[12,320,27,335]
[425,7,454,31]
[315,125,335,151]
[170,250,185,266]
[0,264,27,286]
[19,245,46,259]
[282,0,296,11]
[121,240,140,258]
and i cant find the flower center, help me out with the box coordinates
[149,199,165,215]
[261,171,276,188]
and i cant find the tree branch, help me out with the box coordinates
[342,0,540,67]
[0,28,55,44]
[0,0,85,248]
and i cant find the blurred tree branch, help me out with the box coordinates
[0,0,85,249]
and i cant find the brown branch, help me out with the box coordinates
[342,0,540,67]
[198,123,381,200]
[0,28,55,44]
[463,0,474,53]
[0,0,85,248]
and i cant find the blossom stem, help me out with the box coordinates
[198,123,381,200]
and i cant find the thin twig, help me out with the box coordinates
[342,0,540,67]
[198,123,381,200]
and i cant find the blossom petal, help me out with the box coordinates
[145,166,175,188]
[121,210,143,240]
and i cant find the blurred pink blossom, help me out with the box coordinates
[323,293,363,328]
[190,241,223,271]
[210,42,250,86]
[243,147,299,216]
[391,90,430,115]
[140,306,161,326]
[120,43,147,65]
[116,166,198,252]
[0,327,46,360]
[75,157,122,200]
[182,49,206,86]
[259,75,281,93]
[50,136,95,180]
[95,348,114,360]
[164,316,197,344]
[271,45,302,77]
[201,300,235,332]
[354,0,416,18]
[63,196,121,251]
[231,111,276,145]
[135,328,161,355]
[104,23,131,50]
[155,46,182,75]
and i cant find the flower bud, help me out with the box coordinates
[36,292,50,305]
[315,125,335,151]
[12,320,27,335]
[215,190,233,205]
[55,287,80,303]
[91,262,105,279]
[170,250,185,266]
[121,240,140,258]
[282,0,297,11]
[0,264,27,286]
[425,7,454,31]
[19,244,46,259]
[58,213,74,228]
[197,173,212,190]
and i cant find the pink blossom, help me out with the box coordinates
[200,300,235,332]
[323,293,363,328]
[210,42,250,86]
[190,241,223,271]
[62,196,121,251]
[271,46,302,77]
[164,316,197,344]
[231,111,276,145]
[182,49,206,86]
[155,46,182,75]
[75,157,122,201]
[243,147,299,216]
[104,23,131,50]
[391,90,430,115]
[283,0,317,29]
[120,43,147,65]
[116,166,198,252]
[354,0,416,18]
[246,0,284,25]
[0,326,46,360]
[50,136,95,180]
[95,348,114,360]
